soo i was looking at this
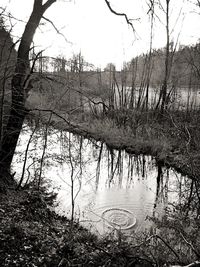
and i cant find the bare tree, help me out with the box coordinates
[0,0,56,183]
[161,0,170,113]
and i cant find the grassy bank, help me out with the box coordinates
[0,187,162,267]
[30,107,200,181]
[1,187,143,267]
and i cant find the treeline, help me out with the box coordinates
[38,41,200,90]
[1,23,200,117]
[97,42,200,89]
[124,42,200,88]
[31,42,200,109]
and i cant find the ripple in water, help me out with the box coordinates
[102,208,136,230]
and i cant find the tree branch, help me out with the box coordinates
[42,0,57,12]
[104,0,135,32]
[42,16,72,44]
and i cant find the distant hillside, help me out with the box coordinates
[124,43,200,88]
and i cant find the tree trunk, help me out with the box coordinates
[161,0,170,114]
[0,0,56,180]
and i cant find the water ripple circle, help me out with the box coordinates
[102,208,136,230]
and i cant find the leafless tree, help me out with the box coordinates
[0,0,56,184]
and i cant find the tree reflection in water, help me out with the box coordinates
[13,124,200,238]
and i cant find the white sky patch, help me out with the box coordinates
[1,0,200,69]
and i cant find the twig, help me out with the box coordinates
[131,234,181,262]
[184,125,191,150]
[23,49,45,91]
[29,108,73,126]
[180,232,200,258]
[38,112,52,190]
[42,16,72,44]
[17,123,38,189]
[170,261,200,267]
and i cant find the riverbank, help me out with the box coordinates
[0,187,158,267]
[30,108,200,181]
[1,186,200,267]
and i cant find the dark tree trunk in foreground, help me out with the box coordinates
[0,0,56,182]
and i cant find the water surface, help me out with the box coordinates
[13,125,192,235]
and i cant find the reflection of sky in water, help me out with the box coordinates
[13,125,188,234]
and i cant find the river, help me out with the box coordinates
[12,124,193,236]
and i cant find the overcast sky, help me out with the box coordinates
[1,0,200,69]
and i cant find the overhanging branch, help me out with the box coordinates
[42,16,72,44]
[104,0,135,32]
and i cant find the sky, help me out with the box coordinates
[1,0,200,69]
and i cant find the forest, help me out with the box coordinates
[0,0,200,266]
